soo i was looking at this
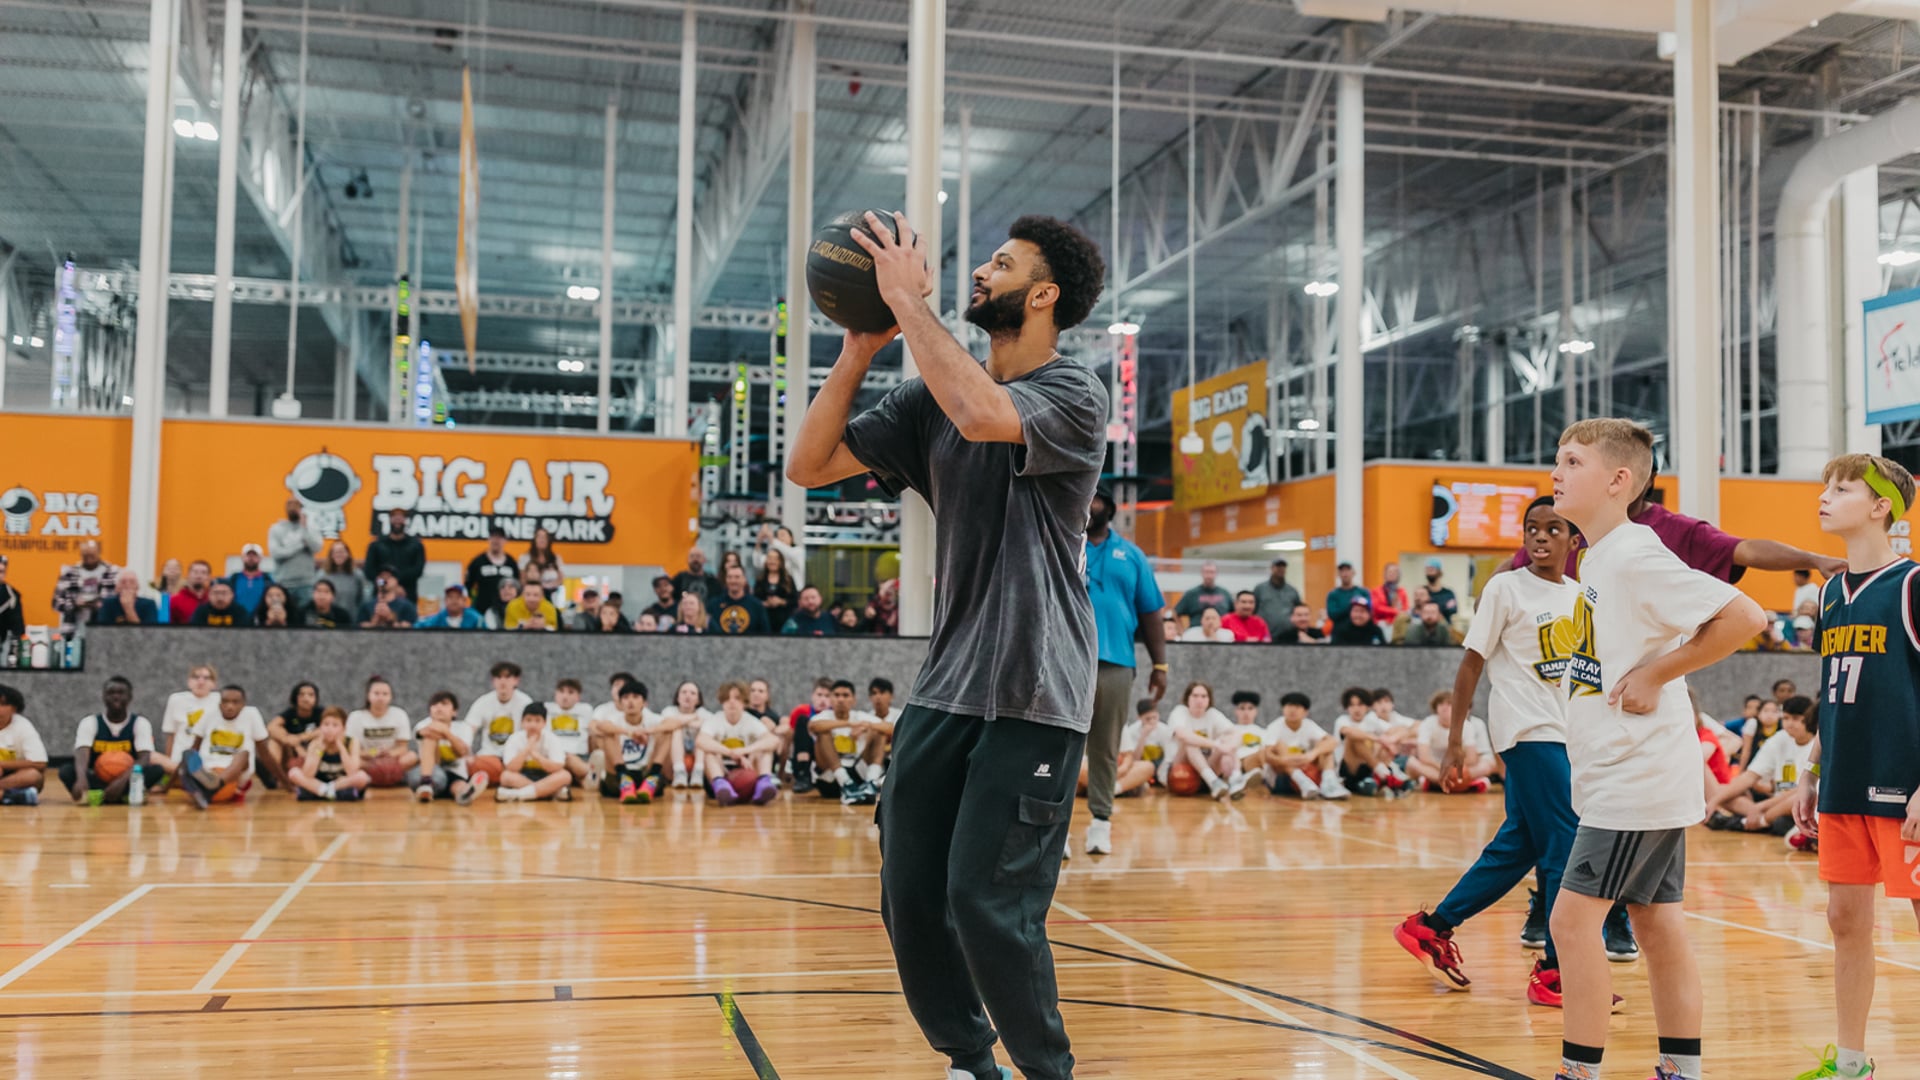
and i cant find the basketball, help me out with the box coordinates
[726,766,758,800]
[1167,761,1202,796]
[94,751,134,783]
[366,758,408,788]
[806,209,900,332]
[469,757,505,786]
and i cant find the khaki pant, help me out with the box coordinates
[1083,661,1136,821]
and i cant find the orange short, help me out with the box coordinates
[1818,813,1920,899]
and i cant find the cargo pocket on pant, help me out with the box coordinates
[991,791,1072,888]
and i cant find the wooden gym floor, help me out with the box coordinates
[1,785,1915,1079]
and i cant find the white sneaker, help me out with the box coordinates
[1086,817,1112,855]
[689,763,705,788]
[495,786,533,802]
[1227,771,1250,799]
[868,765,886,787]
[671,767,689,789]
[587,748,606,788]
[1320,774,1351,800]
[1208,777,1230,800]
[1388,761,1411,785]
[946,1067,1013,1080]
[1292,769,1320,799]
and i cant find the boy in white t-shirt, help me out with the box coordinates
[495,704,572,802]
[0,684,49,805]
[809,679,883,805]
[1409,691,1496,794]
[1708,704,1816,834]
[156,663,220,778]
[1170,682,1238,800]
[178,684,270,809]
[586,671,638,784]
[592,679,669,803]
[1367,688,1420,740]
[696,681,780,805]
[546,678,595,787]
[1546,418,1767,1080]
[1257,692,1345,799]
[466,661,534,759]
[1333,686,1406,797]
[1224,691,1271,798]
[413,690,485,805]
[1114,698,1176,797]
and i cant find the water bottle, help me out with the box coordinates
[65,635,82,670]
[129,762,145,806]
[0,635,13,669]
[30,636,50,670]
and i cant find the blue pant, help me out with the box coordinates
[1433,741,1578,965]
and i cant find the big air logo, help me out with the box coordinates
[1,486,101,542]
[285,450,362,539]
[370,454,617,544]
[1,488,37,536]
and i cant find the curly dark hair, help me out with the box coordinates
[1007,215,1106,331]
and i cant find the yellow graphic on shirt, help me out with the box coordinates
[1241,731,1265,747]
[208,728,245,752]
[723,737,746,750]
[1782,762,1798,784]
[1822,624,1888,656]
[0,748,14,761]
[717,604,752,634]
[832,732,855,754]
[439,743,458,762]
[553,716,580,734]
[187,709,206,727]
[1533,616,1577,685]
[1564,589,1603,698]
[92,738,133,755]
[488,716,514,745]
[1142,744,1163,762]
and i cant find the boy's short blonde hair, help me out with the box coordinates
[715,680,748,705]
[1559,418,1654,494]
[1428,689,1453,711]
[1822,453,1916,531]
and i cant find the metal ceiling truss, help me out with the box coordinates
[690,19,795,308]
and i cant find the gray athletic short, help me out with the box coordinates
[1561,825,1687,905]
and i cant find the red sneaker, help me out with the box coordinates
[1393,912,1470,990]
[1527,960,1624,1012]
[1467,778,1491,794]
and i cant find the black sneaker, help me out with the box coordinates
[1706,812,1741,831]
[1603,904,1638,962]
[841,780,877,806]
[1520,888,1547,950]
[792,759,816,795]
[1354,776,1380,797]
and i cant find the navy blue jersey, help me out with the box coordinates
[1817,561,1920,818]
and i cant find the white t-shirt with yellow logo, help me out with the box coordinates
[346,707,413,757]
[701,713,770,753]
[544,702,596,758]
[0,716,49,764]
[1119,718,1180,781]
[191,706,270,778]
[464,690,533,759]
[163,690,220,757]
[1462,567,1578,752]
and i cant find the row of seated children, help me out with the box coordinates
[1082,682,1501,802]
[1694,690,1819,846]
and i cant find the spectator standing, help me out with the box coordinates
[51,540,117,632]
[1179,607,1235,642]
[151,559,184,624]
[418,584,485,629]
[753,523,806,588]
[1219,591,1271,642]
[302,579,353,629]
[464,526,517,615]
[1249,558,1302,633]
[672,547,723,604]
[781,585,836,636]
[1325,562,1369,623]
[1422,558,1459,621]
[755,548,799,634]
[0,557,23,641]
[1271,603,1326,644]
[639,575,678,626]
[357,570,418,628]
[670,592,708,634]
[255,583,296,628]
[504,581,558,631]
[1173,561,1233,631]
[94,569,159,625]
[864,579,901,636]
[522,526,563,580]
[226,544,275,613]
[1330,600,1385,645]
[1372,563,1409,629]
[189,581,254,627]
[708,565,772,635]
[1400,601,1463,647]
[362,509,425,602]
[169,560,213,624]
[1080,485,1168,855]
[266,499,324,606]
[320,541,365,616]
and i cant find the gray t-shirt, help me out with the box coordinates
[843,357,1107,731]
[1251,579,1302,631]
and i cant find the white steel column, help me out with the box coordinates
[597,96,617,434]
[781,11,816,558]
[956,102,972,325]
[1843,168,1883,455]
[1333,27,1364,573]
[669,9,696,437]
[129,0,181,582]
[1484,362,1505,464]
[896,0,944,637]
[390,160,410,422]
[1671,0,1721,521]
[208,0,241,416]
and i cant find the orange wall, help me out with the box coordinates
[0,415,133,626]
[1135,463,1837,612]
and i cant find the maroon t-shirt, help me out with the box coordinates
[1505,502,1745,584]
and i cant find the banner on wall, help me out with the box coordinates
[0,415,133,626]
[1864,286,1920,425]
[1171,360,1269,510]
[156,420,700,571]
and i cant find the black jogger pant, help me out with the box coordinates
[878,705,1086,1080]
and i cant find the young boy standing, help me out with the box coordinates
[1789,453,1920,1080]
[1547,419,1766,1080]
[1396,495,1583,1003]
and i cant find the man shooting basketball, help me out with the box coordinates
[788,212,1108,1080]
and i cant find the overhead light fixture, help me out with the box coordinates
[1879,250,1920,268]
[172,117,195,138]
[1262,539,1307,552]
[1179,431,1204,455]
[193,120,218,141]
[8,335,20,345]
[556,358,590,373]
[122,395,134,406]
[1303,280,1339,298]
[1557,339,1596,355]
[28,336,45,348]
[936,190,948,205]
[1106,320,1140,336]
[565,284,602,302]
[1297,417,1321,431]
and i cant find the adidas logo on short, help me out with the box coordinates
[1573,860,1596,879]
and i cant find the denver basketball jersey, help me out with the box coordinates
[1817,562,1920,819]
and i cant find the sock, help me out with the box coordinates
[1195,761,1220,786]
[1836,1049,1870,1077]
[1374,763,1391,781]
[867,763,884,783]
[1423,911,1455,936]
[833,766,852,786]
[1291,768,1315,793]
[1560,1041,1603,1080]
[1656,1037,1701,1080]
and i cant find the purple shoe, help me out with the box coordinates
[751,775,778,805]
[712,778,740,807]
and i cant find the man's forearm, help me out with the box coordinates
[1732,538,1828,573]
[1138,606,1168,668]
[788,349,870,485]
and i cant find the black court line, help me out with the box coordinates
[716,992,781,1080]
[553,986,571,1001]
[200,995,228,1012]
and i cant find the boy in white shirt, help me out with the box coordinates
[1708,704,1816,834]
[592,679,670,803]
[1223,691,1269,798]
[1410,691,1496,793]
[465,661,533,759]
[0,684,49,805]
[808,679,884,805]
[156,663,220,778]
[413,690,484,805]
[1333,686,1408,797]
[178,684,270,809]
[1367,688,1420,736]
[495,704,573,802]
[1257,692,1345,799]
[697,681,780,805]
[545,677,596,787]
[1546,418,1766,1080]
[591,672,640,729]
[1113,698,1176,798]
[1170,682,1238,800]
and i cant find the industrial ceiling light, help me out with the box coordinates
[565,284,601,301]
[193,120,219,141]
[1303,280,1339,298]
[172,117,196,138]
[1106,319,1140,336]
[1297,417,1321,431]
[28,336,45,349]
[1878,250,1920,268]
[1557,339,1596,355]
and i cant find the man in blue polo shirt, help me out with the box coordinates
[1081,486,1168,856]
[417,584,485,629]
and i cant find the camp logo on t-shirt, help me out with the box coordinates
[722,736,746,750]
[208,728,246,752]
[715,603,753,634]
[1564,589,1603,697]
[1238,729,1265,749]
[1533,612,1577,685]
[552,715,582,736]
[1141,743,1163,762]
[359,722,400,744]
[487,716,515,746]
[832,730,856,754]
